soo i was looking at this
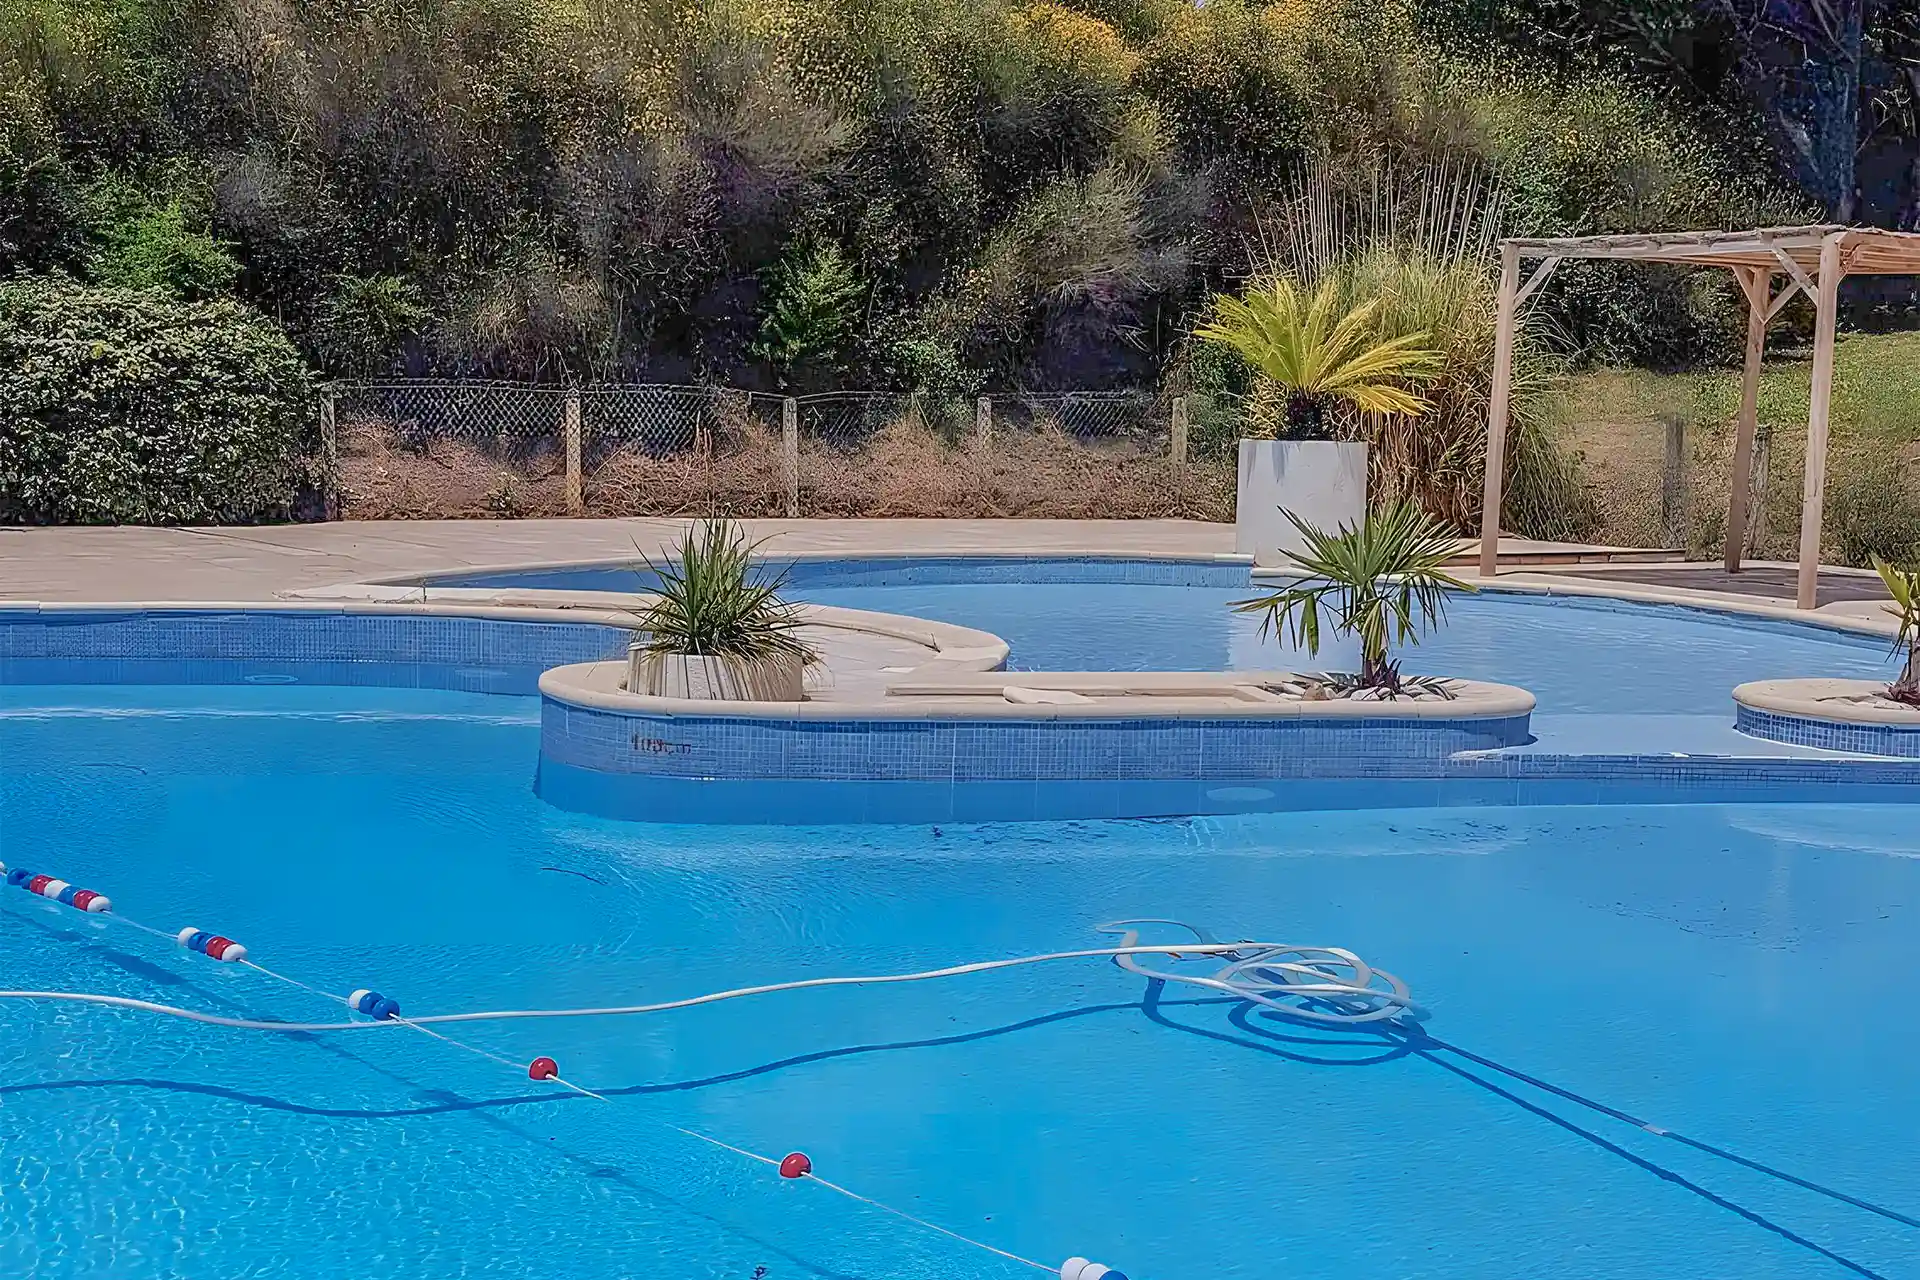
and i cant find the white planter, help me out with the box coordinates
[1234,439,1368,568]
[626,647,806,701]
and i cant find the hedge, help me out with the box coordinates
[0,281,316,524]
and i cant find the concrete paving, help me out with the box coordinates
[0,519,1236,602]
[0,519,1707,604]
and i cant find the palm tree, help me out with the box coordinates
[1194,276,1443,440]
[1233,502,1472,691]
[1872,555,1920,705]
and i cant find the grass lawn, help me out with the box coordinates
[1551,331,1920,562]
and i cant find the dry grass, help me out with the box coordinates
[797,422,1231,519]
[338,416,1232,522]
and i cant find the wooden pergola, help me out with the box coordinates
[1477,225,1920,608]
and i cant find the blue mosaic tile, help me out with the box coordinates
[537,698,1538,786]
[1735,703,1920,758]
[427,555,1255,594]
[2,609,628,696]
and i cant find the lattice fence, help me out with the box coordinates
[326,381,1229,521]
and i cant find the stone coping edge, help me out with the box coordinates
[1734,678,1920,727]
[284,584,1009,672]
[539,660,1536,722]
[1474,575,1901,639]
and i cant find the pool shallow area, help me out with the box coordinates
[3,690,1918,1279]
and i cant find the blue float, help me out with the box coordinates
[1,862,111,913]
[348,988,402,1020]
[175,927,247,963]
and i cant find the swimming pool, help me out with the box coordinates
[424,558,1900,715]
[3,685,1918,1279]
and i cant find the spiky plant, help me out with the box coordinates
[1194,276,1442,440]
[1233,503,1473,692]
[635,519,818,667]
[1872,555,1920,706]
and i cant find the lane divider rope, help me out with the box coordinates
[19,868,1425,1277]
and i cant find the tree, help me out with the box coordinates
[752,240,864,390]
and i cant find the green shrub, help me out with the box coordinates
[314,272,431,377]
[79,174,242,299]
[0,74,80,275]
[0,281,317,523]
[753,238,865,389]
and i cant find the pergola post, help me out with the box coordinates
[1723,266,1771,572]
[1477,243,1522,578]
[1794,234,1846,610]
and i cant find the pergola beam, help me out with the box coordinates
[1724,265,1770,572]
[1477,224,1920,608]
[1765,279,1805,322]
[1767,246,1820,303]
[1513,255,1561,307]
[1796,234,1846,609]
[1477,245,1524,579]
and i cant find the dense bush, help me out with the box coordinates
[0,0,1790,387]
[0,281,316,523]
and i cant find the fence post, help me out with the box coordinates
[563,390,584,516]
[1660,415,1686,548]
[318,386,339,520]
[1170,394,1190,467]
[782,396,800,518]
[975,395,992,445]
[1747,421,1771,556]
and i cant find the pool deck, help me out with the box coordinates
[1,519,1670,603]
[0,519,1236,602]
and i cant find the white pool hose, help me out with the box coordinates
[1,909,1419,1032]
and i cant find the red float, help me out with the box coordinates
[528,1056,559,1081]
[778,1152,812,1179]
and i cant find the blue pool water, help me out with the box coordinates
[796,582,1899,714]
[422,560,1899,714]
[4,687,1919,1279]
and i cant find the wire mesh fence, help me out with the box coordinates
[1524,406,1920,568]
[327,381,1230,521]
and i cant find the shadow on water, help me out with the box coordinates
[1145,982,1905,1280]
[0,994,1250,1118]
[5,943,1911,1278]
[1,907,857,1279]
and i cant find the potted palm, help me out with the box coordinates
[1195,277,1441,567]
[626,518,818,701]
[1232,502,1472,698]
[1872,555,1920,707]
